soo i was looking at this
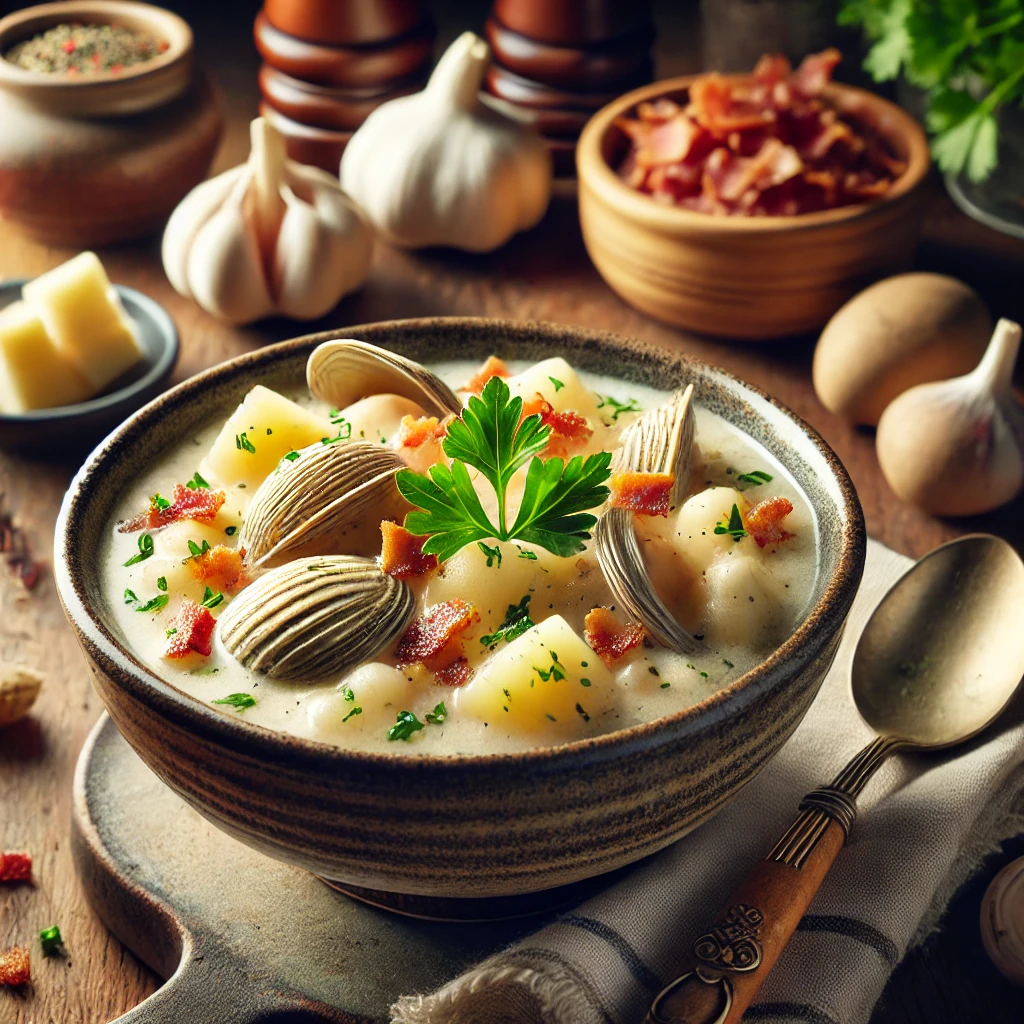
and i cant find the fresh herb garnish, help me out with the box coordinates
[185,539,212,561]
[342,686,355,702]
[713,504,748,542]
[388,710,425,741]
[166,627,177,636]
[225,525,237,536]
[123,588,137,604]
[282,451,301,463]
[200,586,224,610]
[123,533,154,566]
[151,493,171,512]
[480,594,534,647]
[660,682,671,689]
[39,925,63,956]
[342,705,362,723]
[426,701,448,724]
[575,702,590,722]
[157,576,168,592]
[477,541,502,567]
[396,377,611,561]
[596,394,641,421]
[235,432,256,454]
[549,376,564,392]
[534,650,567,683]
[517,546,538,560]
[213,693,257,711]
[136,594,169,614]
[736,470,773,487]
[580,677,591,687]
[186,471,209,490]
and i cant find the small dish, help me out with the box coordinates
[0,278,178,455]
[576,75,930,340]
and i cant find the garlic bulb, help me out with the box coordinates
[162,117,372,325]
[340,32,552,253]
[876,318,1024,516]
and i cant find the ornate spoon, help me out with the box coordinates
[646,534,1024,1024]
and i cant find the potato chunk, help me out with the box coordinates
[307,663,414,737]
[704,554,784,646]
[673,486,755,573]
[506,357,602,421]
[201,385,330,488]
[458,615,614,737]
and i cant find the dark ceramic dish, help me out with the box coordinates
[0,279,178,455]
[55,318,865,900]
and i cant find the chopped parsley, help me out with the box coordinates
[517,547,538,560]
[713,503,748,542]
[534,650,567,683]
[266,428,273,435]
[549,376,564,392]
[123,533,154,566]
[480,594,534,647]
[186,471,210,490]
[580,677,591,687]
[200,586,224,610]
[213,693,257,711]
[342,686,355,702]
[342,705,362,723]
[736,470,773,487]
[660,682,671,689]
[166,627,177,637]
[185,539,212,561]
[157,576,168,592]
[426,701,448,724]
[477,541,502,567]
[235,432,256,454]
[388,710,424,742]
[151,493,171,512]
[136,594,169,614]
[282,451,301,463]
[123,588,137,604]
[596,394,641,421]
[39,926,63,956]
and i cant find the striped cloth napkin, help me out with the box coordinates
[392,540,1024,1024]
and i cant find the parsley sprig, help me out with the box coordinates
[714,503,748,542]
[480,595,534,647]
[396,377,611,561]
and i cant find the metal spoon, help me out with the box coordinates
[646,534,1024,1024]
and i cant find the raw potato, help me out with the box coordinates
[0,664,43,726]
[813,273,992,426]
[201,385,331,488]
[457,614,613,736]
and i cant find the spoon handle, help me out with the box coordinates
[644,736,900,1024]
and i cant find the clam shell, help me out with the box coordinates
[981,855,1024,987]
[218,555,414,679]
[240,440,407,567]
[307,339,463,418]
[597,386,701,654]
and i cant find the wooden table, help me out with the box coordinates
[3,2,1024,1021]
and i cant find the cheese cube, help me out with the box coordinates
[22,252,142,392]
[0,301,92,413]
[201,385,332,488]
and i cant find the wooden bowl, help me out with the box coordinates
[55,319,865,900]
[576,76,931,340]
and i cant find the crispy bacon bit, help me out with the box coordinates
[745,496,795,548]
[397,415,446,448]
[521,395,593,458]
[584,608,646,667]
[396,599,479,686]
[0,501,42,592]
[165,599,217,659]
[380,522,438,579]
[120,483,226,533]
[433,656,472,688]
[610,472,675,517]
[463,355,510,394]
[0,852,32,884]
[188,545,248,593]
[616,49,903,216]
[0,946,30,987]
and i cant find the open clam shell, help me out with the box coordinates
[218,555,414,680]
[596,386,701,654]
[240,440,407,567]
[307,339,463,418]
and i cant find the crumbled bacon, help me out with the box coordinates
[120,484,226,533]
[615,49,904,216]
[380,522,438,579]
[165,599,217,659]
[0,947,30,987]
[188,545,248,593]
[0,852,32,884]
[584,608,646,667]
[462,355,510,394]
[521,395,593,458]
[395,599,479,686]
[745,496,794,548]
[397,415,446,448]
[610,472,675,517]
[433,656,472,688]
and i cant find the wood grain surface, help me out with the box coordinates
[2,2,1023,1022]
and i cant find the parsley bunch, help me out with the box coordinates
[839,0,1024,182]
[396,377,612,561]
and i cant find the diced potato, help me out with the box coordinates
[672,486,755,574]
[703,554,784,646]
[200,385,330,488]
[334,393,426,445]
[506,357,602,421]
[22,252,142,392]
[0,301,92,413]
[307,663,415,737]
[457,615,614,737]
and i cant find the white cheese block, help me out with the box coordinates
[0,301,93,413]
[22,252,142,392]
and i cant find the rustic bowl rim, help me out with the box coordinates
[55,317,866,770]
[576,72,931,234]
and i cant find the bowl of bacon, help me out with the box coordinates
[576,50,930,340]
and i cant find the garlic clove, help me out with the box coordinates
[876,318,1024,516]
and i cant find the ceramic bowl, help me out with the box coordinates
[0,278,178,455]
[576,76,931,340]
[55,318,865,900]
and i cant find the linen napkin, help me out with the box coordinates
[392,539,1024,1024]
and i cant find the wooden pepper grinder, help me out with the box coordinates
[254,0,435,173]
[483,0,655,176]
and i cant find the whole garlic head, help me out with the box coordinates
[163,117,373,325]
[340,31,552,253]
[876,317,1024,516]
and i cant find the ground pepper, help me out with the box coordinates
[5,22,167,76]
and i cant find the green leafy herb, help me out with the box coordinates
[736,470,774,487]
[201,586,224,610]
[388,710,424,742]
[660,682,671,689]
[282,451,301,463]
[549,376,564,392]
[477,541,502,567]
[534,650,567,683]
[225,525,237,536]
[213,693,257,711]
[266,428,273,435]
[39,925,63,956]
[713,504,747,542]
[157,576,168,592]
[480,594,534,647]
[342,686,355,702]
[396,377,611,561]
[596,394,641,421]
[838,0,1024,182]
[342,705,362,723]
[123,533,154,566]
[166,627,177,637]
[186,471,209,490]
[186,539,212,561]
[136,594,169,614]
[575,702,590,722]
[235,432,256,454]
[517,546,538,560]
[123,588,137,604]
[151,493,171,512]
[580,677,591,687]
[426,701,448,724]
